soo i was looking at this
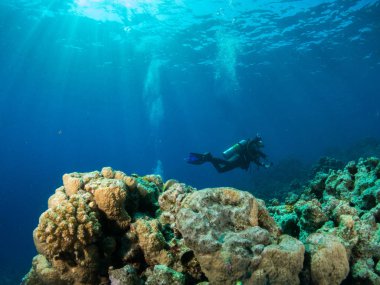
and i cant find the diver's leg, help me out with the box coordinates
[209,157,236,173]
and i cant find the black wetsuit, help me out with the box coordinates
[209,141,267,173]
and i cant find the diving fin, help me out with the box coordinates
[186,152,212,165]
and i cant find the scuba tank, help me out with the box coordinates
[222,139,248,159]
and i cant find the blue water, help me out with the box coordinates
[0,0,379,282]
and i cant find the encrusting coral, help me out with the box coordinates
[23,158,380,285]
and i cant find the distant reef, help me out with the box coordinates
[22,158,380,285]
[325,137,380,163]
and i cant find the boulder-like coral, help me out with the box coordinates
[176,187,296,285]
[306,233,349,285]
[250,235,305,285]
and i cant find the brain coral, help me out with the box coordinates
[33,190,101,258]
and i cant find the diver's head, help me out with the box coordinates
[253,135,264,147]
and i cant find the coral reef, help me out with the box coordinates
[23,158,380,284]
[269,157,380,284]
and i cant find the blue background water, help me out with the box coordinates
[0,0,379,282]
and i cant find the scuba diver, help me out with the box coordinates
[186,135,272,173]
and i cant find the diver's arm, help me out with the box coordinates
[256,158,273,168]
[257,150,267,159]
[253,159,265,167]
